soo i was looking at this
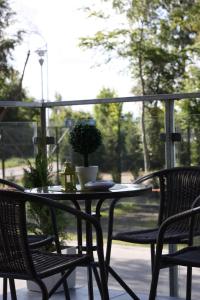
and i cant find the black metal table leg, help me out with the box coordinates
[85,199,94,300]
[108,266,140,300]
[9,279,17,300]
[105,198,119,267]
[104,197,141,299]
[3,278,7,300]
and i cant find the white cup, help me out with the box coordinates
[75,166,98,190]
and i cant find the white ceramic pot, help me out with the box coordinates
[75,166,98,190]
[26,247,76,292]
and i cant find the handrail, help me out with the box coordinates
[0,91,200,108]
[43,92,200,108]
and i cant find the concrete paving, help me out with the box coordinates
[1,244,199,299]
[0,285,182,300]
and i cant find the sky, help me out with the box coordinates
[10,0,138,114]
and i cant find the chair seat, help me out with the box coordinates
[113,228,190,244]
[32,250,91,278]
[161,246,200,268]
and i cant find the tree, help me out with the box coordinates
[176,65,200,166]
[122,113,143,178]
[94,87,143,181]
[49,99,94,165]
[0,1,22,77]
[79,0,200,171]
[145,105,165,169]
[94,87,124,182]
[0,0,24,120]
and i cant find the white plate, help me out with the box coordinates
[84,180,115,191]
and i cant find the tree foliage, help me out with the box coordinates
[0,0,33,122]
[94,87,143,181]
[0,0,23,90]
[79,0,200,171]
[0,0,23,78]
[94,87,124,181]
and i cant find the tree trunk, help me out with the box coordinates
[116,109,122,183]
[0,108,7,122]
[138,27,150,172]
[141,102,150,172]
[84,153,89,167]
[186,124,191,165]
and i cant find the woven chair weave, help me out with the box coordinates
[32,251,90,277]
[137,167,200,230]
[161,170,200,217]
[161,246,200,268]
[0,195,31,275]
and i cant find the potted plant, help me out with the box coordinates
[69,121,102,189]
[23,153,76,291]
[23,153,55,237]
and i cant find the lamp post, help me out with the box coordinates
[35,49,47,102]
[35,49,47,162]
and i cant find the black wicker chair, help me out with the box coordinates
[106,167,200,298]
[0,190,109,300]
[149,195,200,300]
[0,178,55,299]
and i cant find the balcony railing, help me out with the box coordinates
[1,92,200,298]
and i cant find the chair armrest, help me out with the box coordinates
[24,192,104,251]
[134,173,155,184]
[28,235,55,249]
[192,195,200,208]
[30,194,101,230]
[133,169,168,184]
[1,190,103,246]
[0,178,24,191]
[27,192,106,269]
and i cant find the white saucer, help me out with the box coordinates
[84,180,115,191]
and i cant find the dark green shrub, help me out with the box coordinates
[69,123,102,167]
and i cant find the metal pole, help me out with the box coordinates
[1,129,5,179]
[40,106,47,160]
[36,49,46,103]
[55,127,59,183]
[2,157,5,179]
[165,99,175,168]
[39,58,44,102]
[165,99,178,297]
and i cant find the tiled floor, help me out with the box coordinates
[1,243,198,299]
[0,283,181,300]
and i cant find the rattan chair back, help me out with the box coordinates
[135,167,200,230]
[0,191,35,279]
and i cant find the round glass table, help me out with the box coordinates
[26,183,151,200]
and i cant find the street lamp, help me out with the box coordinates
[35,49,47,102]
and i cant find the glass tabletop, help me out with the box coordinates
[26,183,152,200]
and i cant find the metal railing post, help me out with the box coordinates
[40,106,47,160]
[165,99,178,297]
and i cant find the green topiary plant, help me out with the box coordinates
[69,122,102,167]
